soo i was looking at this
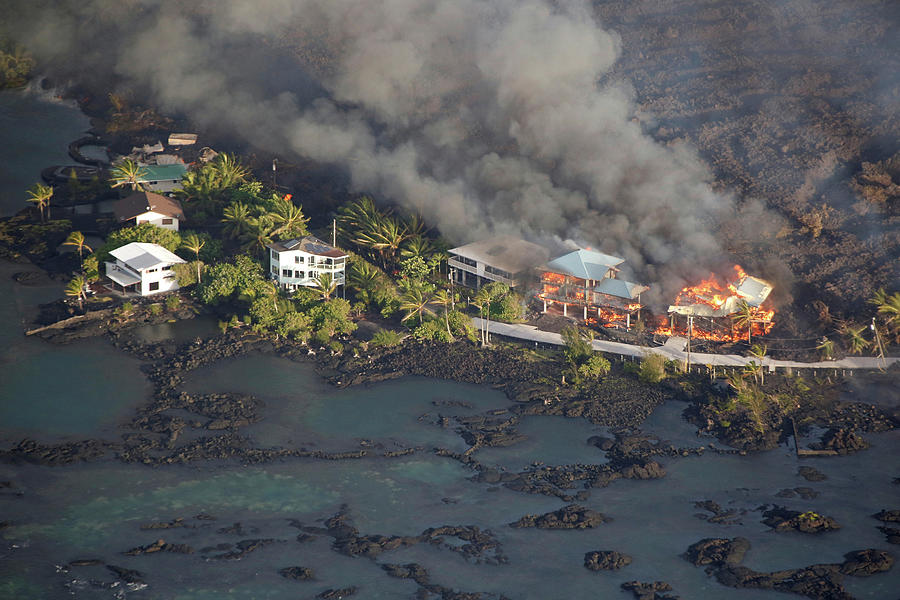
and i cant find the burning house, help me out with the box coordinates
[448,237,549,289]
[539,248,649,327]
[658,265,775,341]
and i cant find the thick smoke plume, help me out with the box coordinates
[7,0,751,303]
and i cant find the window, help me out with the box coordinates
[146,268,157,273]
[149,282,159,291]
[296,271,305,279]
[282,269,293,278]
[294,255,300,263]
[162,218,173,225]
[162,265,172,271]
[451,254,477,268]
[271,265,277,274]
[271,250,279,260]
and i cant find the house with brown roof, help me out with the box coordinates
[113,191,185,231]
[267,236,348,292]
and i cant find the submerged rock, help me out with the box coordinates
[279,566,314,581]
[509,504,609,529]
[584,550,632,570]
[621,580,679,600]
[684,537,750,567]
[762,507,841,533]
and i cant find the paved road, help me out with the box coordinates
[473,318,898,372]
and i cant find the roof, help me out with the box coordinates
[109,242,186,270]
[106,264,142,287]
[168,133,198,146]
[138,163,187,182]
[449,237,549,274]
[113,191,184,222]
[268,236,347,258]
[546,249,625,280]
[594,278,649,300]
[736,276,773,307]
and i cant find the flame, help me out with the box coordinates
[652,264,775,342]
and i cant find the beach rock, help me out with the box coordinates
[693,500,743,524]
[873,509,900,523]
[621,580,679,600]
[684,537,750,567]
[317,587,357,599]
[812,428,869,454]
[140,518,186,530]
[208,538,284,560]
[381,562,430,584]
[584,550,632,570]
[840,549,894,576]
[68,559,104,567]
[124,538,194,555]
[106,565,145,584]
[877,526,900,544]
[762,507,841,533]
[797,466,827,482]
[509,505,609,529]
[278,566,314,580]
[775,487,819,500]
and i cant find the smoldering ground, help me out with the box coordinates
[5,0,797,304]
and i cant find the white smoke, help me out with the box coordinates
[9,0,748,301]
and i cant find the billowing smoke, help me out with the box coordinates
[7,0,751,303]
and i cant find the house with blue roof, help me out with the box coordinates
[540,248,648,324]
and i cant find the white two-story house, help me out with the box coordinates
[267,236,348,292]
[105,242,186,296]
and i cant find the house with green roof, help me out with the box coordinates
[137,163,187,193]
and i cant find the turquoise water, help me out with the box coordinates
[0,86,90,216]
[0,262,150,442]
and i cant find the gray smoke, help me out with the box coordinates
[7,0,753,303]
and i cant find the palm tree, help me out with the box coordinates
[271,198,309,239]
[841,323,868,355]
[240,214,275,256]
[177,168,218,208]
[731,300,754,343]
[432,288,454,339]
[315,272,338,300]
[109,158,148,191]
[474,287,491,346]
[400,287,434,326]
[348,260,382,306]
[817,337,835,360]
[180,233,205,283]
[65,275,86,311]
[26,182,53,222]
[63,231,92,275]
[747,343,768,385]
[337,196,382,242]
[870,288,900,341]
[356,217,409,268]
[400,235,434,261]
[212,153,250,189]
[222,201,253,239]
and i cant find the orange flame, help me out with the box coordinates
[653,264,775,342]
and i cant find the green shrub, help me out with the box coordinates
[578,354,611,379]
[165,295,180,311]
[371,329,403,348]
[311,329,332,347]
[638,352,667,384]
[149,304,163,316]
[329,341,344,354]
[117,301,135,316]
[413,319,451,342]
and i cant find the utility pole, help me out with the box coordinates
[686,315,693,372]
[272,159,277,189]
[332,218,337,247]
[872,318,886,369]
